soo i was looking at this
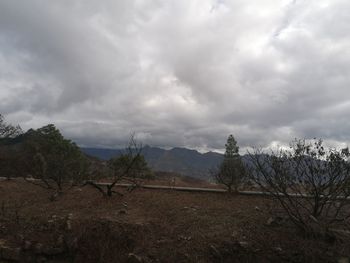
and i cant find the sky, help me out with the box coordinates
[0,0,350,152]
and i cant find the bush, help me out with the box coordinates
[247,139,350,235]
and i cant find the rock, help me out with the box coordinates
[34,243,43,254]
[56,235,65,247]
[255,206,261,211]
[36,255,47,263]
[231,231,238,238]
[66,213,73,230]
[338,257,349,263]
[119,209,127,215]
[273,247,283,253]
[127,253,143,263]
[266,216,283,226]
[209,245,222,259]
[266,217,275,226]
[0,239,6,246]
[238,241,249,249]
[23,240,32,250]
[1,246,21,261]
[65,237,78,250]
[42,246,64,256]
[178,235,192,241]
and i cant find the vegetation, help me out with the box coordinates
[23,124,88,199]
[212,134,246,193]
[247,139,350,236]
[0,115,23,179]
[1,112,350,261]
[0,114,22,139]
[84,134,152,197]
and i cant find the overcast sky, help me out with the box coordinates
[0,0,349,152]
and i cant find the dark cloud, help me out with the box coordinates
[1,0,350,152]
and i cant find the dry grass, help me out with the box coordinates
[0,179,349,262]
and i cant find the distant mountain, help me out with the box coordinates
[81,146,224,179]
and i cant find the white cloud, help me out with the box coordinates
[0,0,350,151]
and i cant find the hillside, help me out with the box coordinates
[81,146,224,179]
[1,179,348,263]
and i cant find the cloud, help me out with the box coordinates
[1,0,350,152]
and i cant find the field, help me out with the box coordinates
[0,178,349,263]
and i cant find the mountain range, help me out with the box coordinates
[81,146,224,179]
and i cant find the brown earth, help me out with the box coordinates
[0,178,349,263]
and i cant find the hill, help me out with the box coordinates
[81,146,224,179]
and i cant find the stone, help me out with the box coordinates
[36,255,47,263]
[119,209,127,215]
[0,239,6,246]
[266,217,275,226]
[266,216,283,226]
[34,243,43,254]
[209,245,222,259]
[23,240,32,250]
[338,257,349,263]
[42,246,64,256]
[238,241,249,249]
[273,247,283,253]
[231,231,238,238]
[127,253,143,263]
[56,235,65,247]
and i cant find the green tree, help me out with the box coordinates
[213,135,246,193]
[25,124,88,199]
[224,134,239,158]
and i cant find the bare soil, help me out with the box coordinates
[0,178,349,263]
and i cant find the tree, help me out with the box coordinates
[84,134,151,197]
[0,114,23,179]
[24,124,88,199]
[247,139,350,236]
[0,114,22,139]
[108,153,152,182]
[213,135,246,193]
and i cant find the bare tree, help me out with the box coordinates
[84,134,151,197]
[0,114,22,139]
[0,114,23,179]
[247,139,350,235]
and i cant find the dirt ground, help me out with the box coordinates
[0,178,349,263]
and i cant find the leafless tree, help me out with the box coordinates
[0,114,22,139]
[84,134,151,197]
[247,139,350,235]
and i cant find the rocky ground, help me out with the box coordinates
[0,178,349,263]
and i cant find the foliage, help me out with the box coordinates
[0,114,22,139]
[0,114,23,179]
[212,134,246,192]
[24,124,88,197]
[247,139,350,235]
